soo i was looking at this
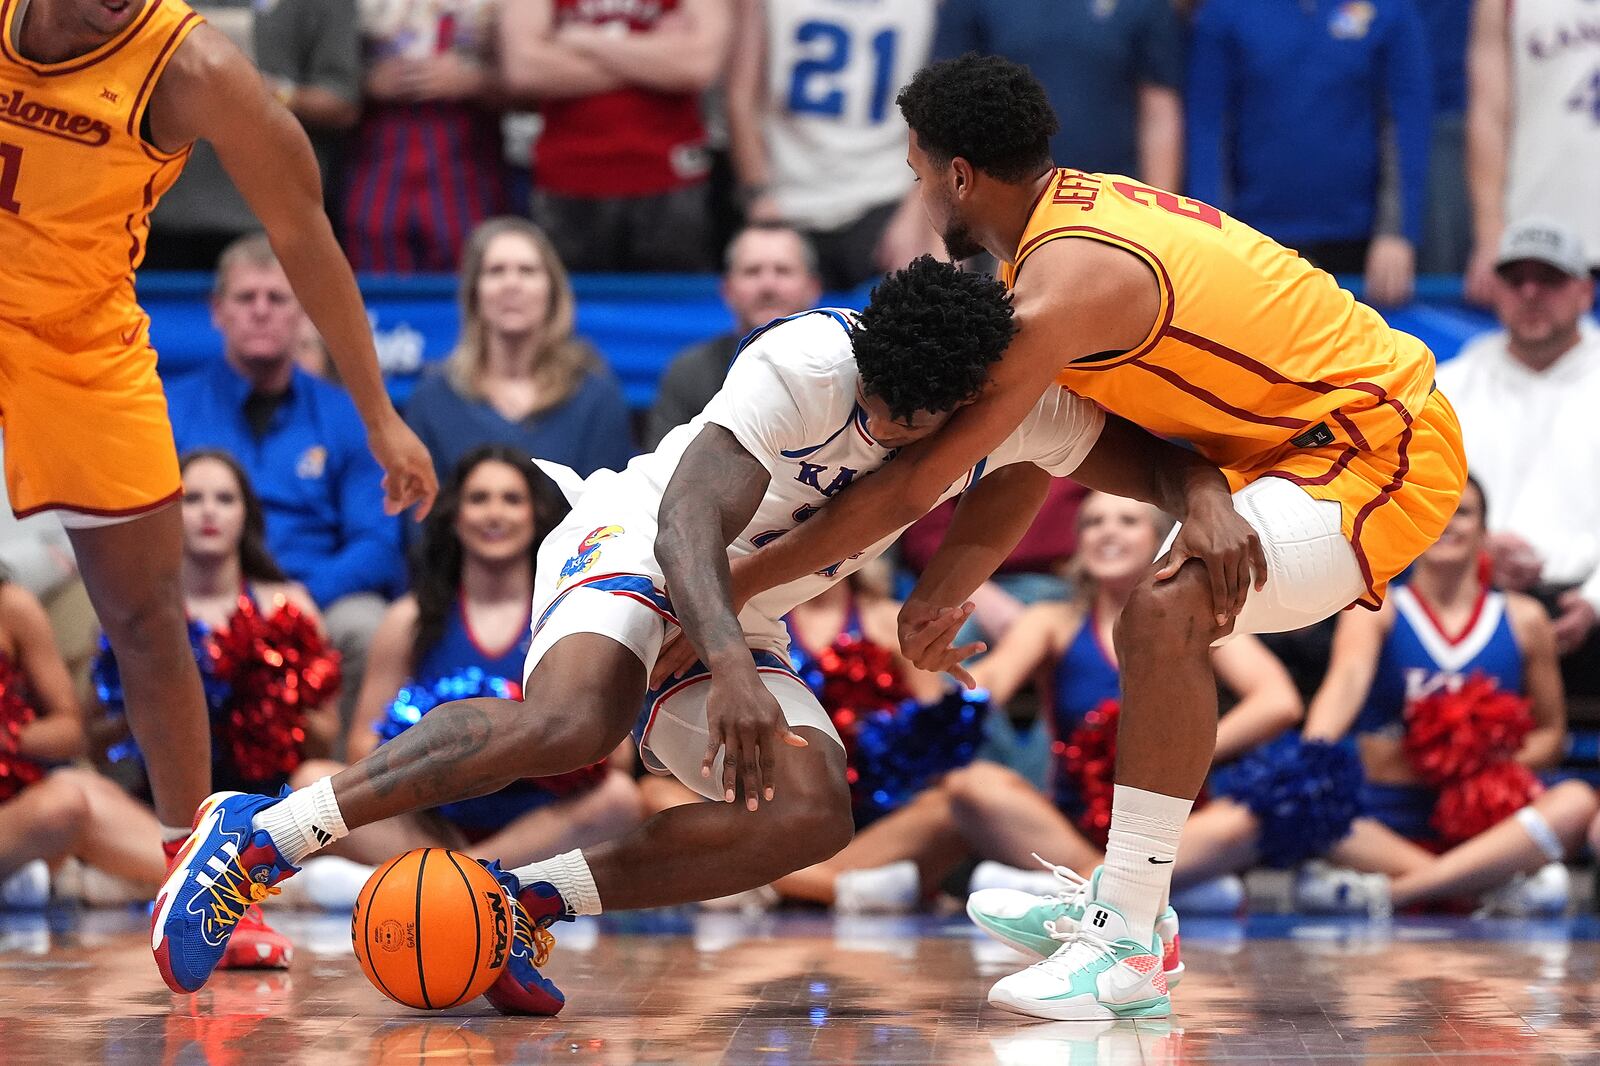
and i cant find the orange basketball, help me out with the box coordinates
[351,848,512,1010]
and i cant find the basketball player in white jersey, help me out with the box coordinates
[160,257,1256,1007]
[727,0,940,287]
[1466,0,1600,302]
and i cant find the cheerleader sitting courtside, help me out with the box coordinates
[1298,476,1599,915]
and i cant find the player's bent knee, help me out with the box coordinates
[96,586,188,651]
[774,800,854,871]
[1119,568,1212,651]
[505,688,625,769]
[770,743,853,869]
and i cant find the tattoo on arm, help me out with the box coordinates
[359,704,497,806]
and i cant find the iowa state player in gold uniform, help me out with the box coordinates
[718,56,1466,1019]
[0,0,436,978]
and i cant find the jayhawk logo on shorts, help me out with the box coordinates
[559,525,624,583]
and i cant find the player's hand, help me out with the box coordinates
[897,600,985,689]
[1155,494,1267,629]
[1364,235,1415,308]
[368,414,439,518]
[649,629,700,688]
[702,667,808,811]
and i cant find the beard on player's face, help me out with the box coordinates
[940,218,986,263]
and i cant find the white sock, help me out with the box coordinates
[159,825,190,845]
[252,777,348,866]
[512,849,602,916]
[1097,784,1193,943]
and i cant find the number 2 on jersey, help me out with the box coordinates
[788,21,898,123]
[0,143,22,214]
[1112,181,1223,229]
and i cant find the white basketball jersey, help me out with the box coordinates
[1506,0,1600,264]
[545,311,1104,652]
[763,0,937,230]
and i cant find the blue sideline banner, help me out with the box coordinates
[137,274,1499,410]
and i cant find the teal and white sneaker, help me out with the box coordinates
[966,856,1094,959]
[987,901,1171,1022]
[967,859,1184,986]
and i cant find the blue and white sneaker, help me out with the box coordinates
[152,791,299,994]
[967,860,1184,986]
[478,861,566,1016]
[988,901,1170,1022]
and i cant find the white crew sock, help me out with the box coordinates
[512,849,602,916]
[252,776,349,865]
[1096,784,1193,943]
[159,825,190,845]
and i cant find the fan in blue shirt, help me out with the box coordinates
[402,218,637,484]
[1186,0,1433,305]
[165,251,405,611]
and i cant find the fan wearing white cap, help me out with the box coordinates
[1438,217,1600,696]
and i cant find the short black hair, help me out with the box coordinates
[853,256,1016,420]
[897,54,1058,182]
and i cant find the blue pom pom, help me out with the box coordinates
[849,687,988,825]
[377,668,519,744]
[1210,736,1365,867]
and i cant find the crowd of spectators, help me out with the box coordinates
[2,0,1600,916]
[144,1,1600,304]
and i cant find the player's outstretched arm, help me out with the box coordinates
[730,238,1147,609]
[895,462,1052,685]
[656,425,807,811]
[147,26,438,517]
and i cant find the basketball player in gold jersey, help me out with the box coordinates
[0,0,436,972]
[714,56,1466,1019]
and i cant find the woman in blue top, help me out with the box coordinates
[292,446,642,879]
[950,492,1303,884]
[1304,477,1598,912]
[403,219,637,484]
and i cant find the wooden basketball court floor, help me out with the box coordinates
[1,909,1598,1064]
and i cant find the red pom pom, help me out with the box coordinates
[1403,674,1534,787]
[821,635,908,747]
[211,595,342,784]
[0,654,44,803]
[1432,761,1542,845]
[1061,699,1120,847]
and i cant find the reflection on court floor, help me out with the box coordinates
[1,909,1597,1064]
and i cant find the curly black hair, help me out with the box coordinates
[853,256,1017,421]
[897,54,1058,182]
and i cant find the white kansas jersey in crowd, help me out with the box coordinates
[763,0,937,230]
[531,309,1105,657]
[1506,0,1600,266]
